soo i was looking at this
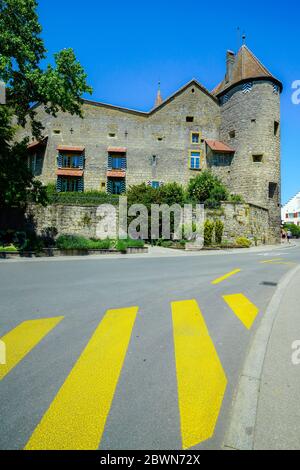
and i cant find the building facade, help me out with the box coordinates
[281,192,300,226]
[21,45,283,241]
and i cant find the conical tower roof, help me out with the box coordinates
[212,45,282,96]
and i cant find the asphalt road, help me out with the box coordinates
[0,244,299,450]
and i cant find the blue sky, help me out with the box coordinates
[37,0,300,203]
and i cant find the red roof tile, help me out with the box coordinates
[56,169,84,177]
[206,140,235,153]
[107,170,125,178]
[27,136,48,149]
[107,146,127,153]
[57,145,85,152]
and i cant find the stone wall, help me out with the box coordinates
[28,201,270,245]
[207,202,269,244]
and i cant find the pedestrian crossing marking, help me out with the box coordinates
[0,317,63,381]
[223,293,259,329]
[25,306,138,450]
[171,299,227,449]
[211,269,241,285]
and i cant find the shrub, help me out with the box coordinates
[215,220,224,244]
[0,244,18,252]
[116,240,127,253]
[123,238,145,248]
[228,194,244,203]
[235,237,251,248]
[45,185,120,206]
[205,198,220,209]
[187,170,227,203]
[204,220,214,246]
[56,235,111,251]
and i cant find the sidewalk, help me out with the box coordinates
[253,264,300,449]
[224,263,300,450]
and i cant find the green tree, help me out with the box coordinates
[187,170,228,207]
[0,0,92,209]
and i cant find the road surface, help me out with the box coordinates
[0,244,299,450]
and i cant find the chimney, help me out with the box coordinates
[226,50,235,83]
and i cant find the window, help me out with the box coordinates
[53,129,61,135]
[157,137,163,141]
[112,156,122,169]
[151,181,160,189]
[108,133,116,138]
[107,178,126,194]
[274,121,279,136]
[209,154,232,166]
[268,182,277,199]
[191,132,200,144]
[253,154,263,163]
[229,130,236,139]
[251,119,256,124]
[60,154,83,168]
[108,153,126,170]
[28,152,44,176]
[57,176,84,192]
[186,116,194,122]
[189,151,201,170]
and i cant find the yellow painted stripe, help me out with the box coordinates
[260,258,284,264]
[25,307,138,450]
[172,300,227,449]
[211,269,241,285]
[223,294,259,329]
[0,317,63,381]
[265,261,296,266]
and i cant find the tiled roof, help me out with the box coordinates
[56,169,84,177]
[27,136,48,149]
[205,140,235,153]
[212,45,282,96]
[57,145,85,152]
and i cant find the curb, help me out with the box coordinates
[223,263,300,450]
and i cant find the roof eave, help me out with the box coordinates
[215,76,283,98]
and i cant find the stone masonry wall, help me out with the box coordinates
[28,201,269,245]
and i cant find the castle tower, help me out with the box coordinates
[213,45,283,243]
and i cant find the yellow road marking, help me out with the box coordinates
[265,261,296,266]
[260,258,284,263]
[25,307,138,450]
[0,317,63,381]
[211,269,241,285]
[223,294,259,329]
[171,300,227,449]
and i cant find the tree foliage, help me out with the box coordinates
[187,170,228,206]
[0,0,92,209]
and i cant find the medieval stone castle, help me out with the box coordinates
[24,45,282,241]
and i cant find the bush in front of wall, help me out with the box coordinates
[235,237,251,248]
[215,219,224,244]
[204,220,214,246]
